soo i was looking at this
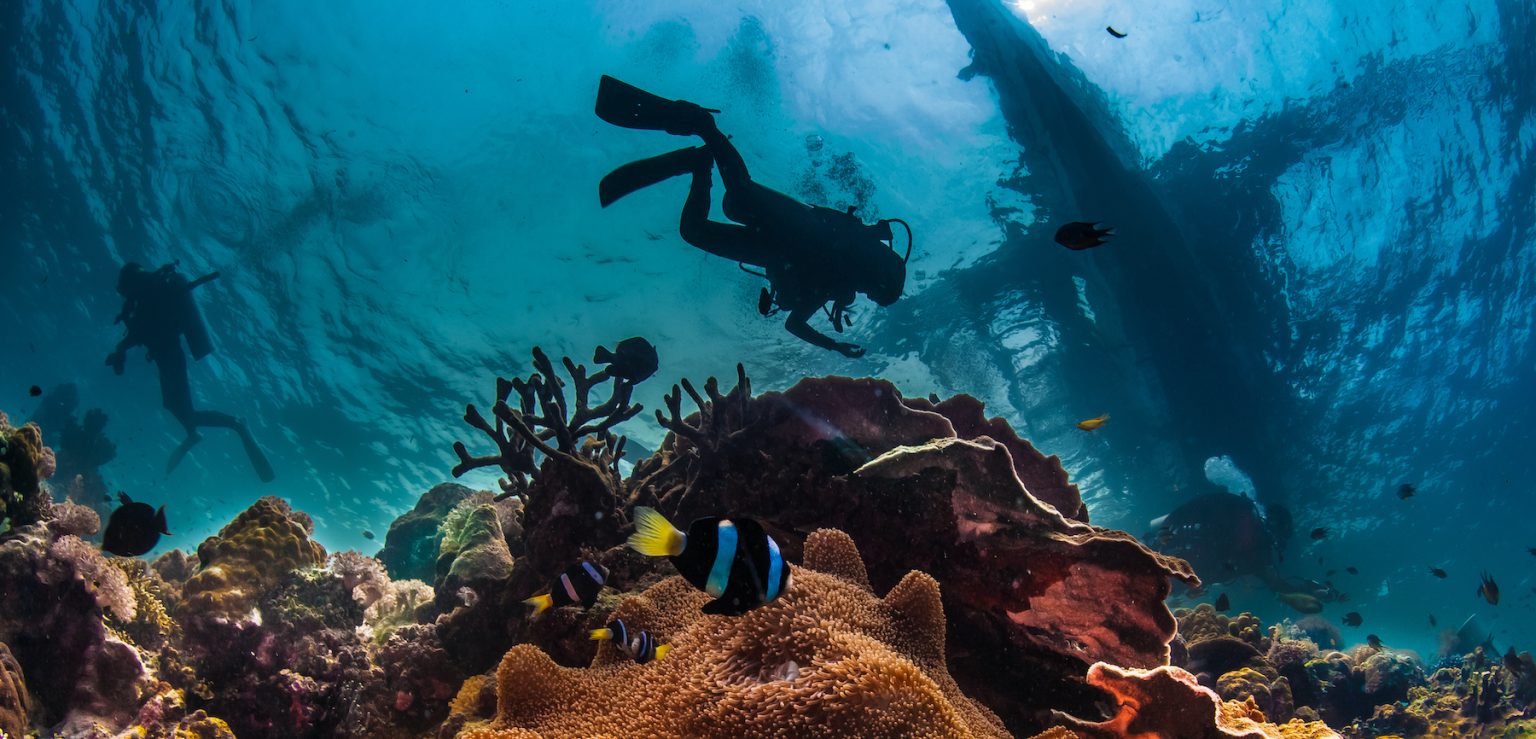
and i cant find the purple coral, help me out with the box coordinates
[329,550,389,609]
[44,535,135,621]
[47,500,101,538]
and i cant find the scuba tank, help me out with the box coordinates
[154,262,220,361]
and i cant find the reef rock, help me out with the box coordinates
[178,496,327,638]
[0,642,28,739]
[0,412,54,530]
[1049,663,1338,738]
[456,528,1007,738]
[637,375,1195,730]
[379,482,480,582]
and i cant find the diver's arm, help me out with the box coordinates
[785,306,864,358]
[105,335,137,374]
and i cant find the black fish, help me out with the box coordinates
[594,337,658,384]
[101,491,169,557]
[1505,646,1523,676]
[1477,571,1500,605]
[1346,566,1359,575]
[1054,221,1114,250]
[28,385,42,397]
[1342,612,1363,627]
[1214,593,1229,612]
[1106,25,1127,38]
[629,507,791,616]
[1429,614,1437,627]
[590,618,670,664]
[1527,547,1536,557]
[524,560,610,617]
[1429,567,1448,579]
[1366,634,1382,649]
[1397,483,1415,499]
[362,530,375,540]
[1310,527,1329,540]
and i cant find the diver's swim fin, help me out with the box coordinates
[599,146,708,207]
[236,422,276,483]
[596,75,718,136]
[165,432,204,478]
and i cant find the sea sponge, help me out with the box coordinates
[458,528,1007,738]
[330,550,390,609]
[178,496,327,633]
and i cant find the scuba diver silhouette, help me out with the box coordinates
[106,262,275,482]
[595,75,913,358]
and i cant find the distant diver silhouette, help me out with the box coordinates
[595,75,913,358]
[106,261,275,482]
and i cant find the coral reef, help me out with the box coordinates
[1,411,55,530]
[177,496,328,639]
[625,373,1196,730]
[378,482,479,582]
[1347,647,1534,738]
[1048,663,1337,738]
[456,528,1008,738]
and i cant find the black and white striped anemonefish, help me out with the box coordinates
[627,506,792,616]
[523,560,610,618]
[589,618,671,664]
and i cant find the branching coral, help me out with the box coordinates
[646,363,758,511]
[450,347,645,502]
[457,528,1007,739]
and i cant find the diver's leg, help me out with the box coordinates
[155,350,208,477]
[678,160,773,266]
[695,122,750,191]
[188,410,275,483]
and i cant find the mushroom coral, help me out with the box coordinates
[457,528,1007,738]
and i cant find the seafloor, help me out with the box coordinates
[1,351,1531,738]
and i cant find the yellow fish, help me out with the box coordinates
[1076,414,1110,431]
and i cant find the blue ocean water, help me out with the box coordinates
[2,0,1532,673]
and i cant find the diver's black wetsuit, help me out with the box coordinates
[107,263,275,482]
[597,76,909,358]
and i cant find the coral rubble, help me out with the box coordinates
[456,528,1008,738]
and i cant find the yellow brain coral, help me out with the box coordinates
[178,496,327,627]
[458,528,1008,739]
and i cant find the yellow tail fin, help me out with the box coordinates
[589,628,613,641]
[653,644,672,661]
[628,506,685,557]
[523,593,553,618]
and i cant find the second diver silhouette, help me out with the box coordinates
[595,75,913,358]
[106,262,275,482]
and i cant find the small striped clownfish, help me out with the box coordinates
[589,618,671,664]
[627,507,791,616]
[523,560,610,618]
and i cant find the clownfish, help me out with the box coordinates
[628,507,792,616]
[523,560,610,618]
[590,618,671,664]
